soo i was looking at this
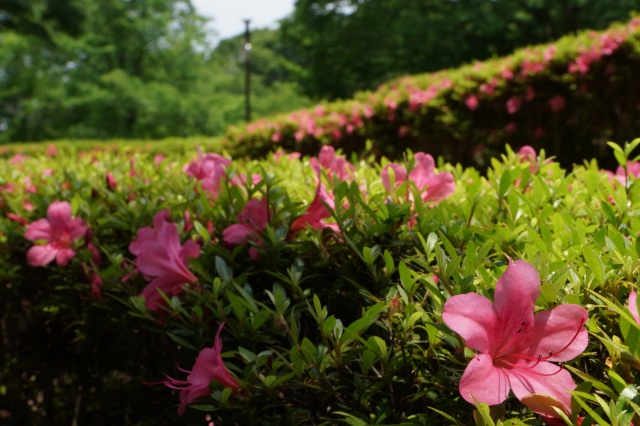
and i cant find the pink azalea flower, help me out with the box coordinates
[310,145,356,182]
[7,213,28,226]
[606,161,640,186]
[129,210,201,310]
[627,291,640,325]
[382,153,456,204]
[25,201,88,267]
[164,322,240,415]
[517,146,538,173]
[442,260,588,419]
[506,96,522,114]
[291,181,338,232]
[153,154,166,166]
[106,172,117,191]
[465,95,479,111]
[549,96,566,112]
[223,198,269,259]
[183,150,232,197]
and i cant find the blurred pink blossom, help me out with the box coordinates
[291,181,338,233]
[605,161,640,185]
[549,96,566,112]
[465,95,479,111]
[129,210,200,310]
[223,198,269,259]
[517,146,538,173]
[382,152,456,204]
[628,291,640,325]
[506,96,522,114]
[106,172,117,191]
[184,151,232,197]
[25,201,88,267]
[310,145,355,182]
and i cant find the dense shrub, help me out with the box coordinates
[222,17,640,170]
[3,140,640,425]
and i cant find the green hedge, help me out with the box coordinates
[4,140,640,424]
[223,17,640,169]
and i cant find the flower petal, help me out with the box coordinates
[421,172,456,203]
[223,223,254,245]
[27,245,57,267]
[508,359,576,417]
[46,201,72,228]
[25,218,52,241]
[55,248,76,266]
[442,292,497,353]
[493,260,539,349]
[628,291,640,325]
[494,260,540,316]
[520,304,588,362]
[459,353,511,406]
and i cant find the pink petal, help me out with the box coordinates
[67,218,88,240]
[408,153,436,188]
[152,210,171,230]
[520,304,588,362]
[55,248,76,266]
[381,163,407,192]
[493,260,539,346]
[179,240,201,263]
[459,353,511,405]
[137,241,194,282]
[25,218,52,241]
[508,359,576,416]
[46,201,72,228]
[141,275,186,310]
[129,227,156,255]
[222,223,254,245]
[292,184,333,231]
[628,291,640,325]
[27,245,58,266]
[442,292,497,354]
[421,172,456,203]
[154,219,184,259]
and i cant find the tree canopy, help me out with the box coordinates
[280,0,640,100]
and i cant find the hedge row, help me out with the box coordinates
[4,141,640,424]
[222,16,640,169]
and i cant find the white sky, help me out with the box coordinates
[191,0,296,41]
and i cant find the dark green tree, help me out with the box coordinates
[280,0,640,100]
[0,0,85,41]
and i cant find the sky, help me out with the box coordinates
[191,0,296,41]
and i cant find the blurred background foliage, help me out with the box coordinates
[1,0,639,142]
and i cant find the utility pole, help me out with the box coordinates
[243,19,252,123]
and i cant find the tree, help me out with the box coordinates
[280,0,640,100]
[0,0,85,41]
[0,0,215,141]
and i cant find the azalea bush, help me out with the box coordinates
[222,16,640,170]
[4,140,640,425]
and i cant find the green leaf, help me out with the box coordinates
[582,246,604,287]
